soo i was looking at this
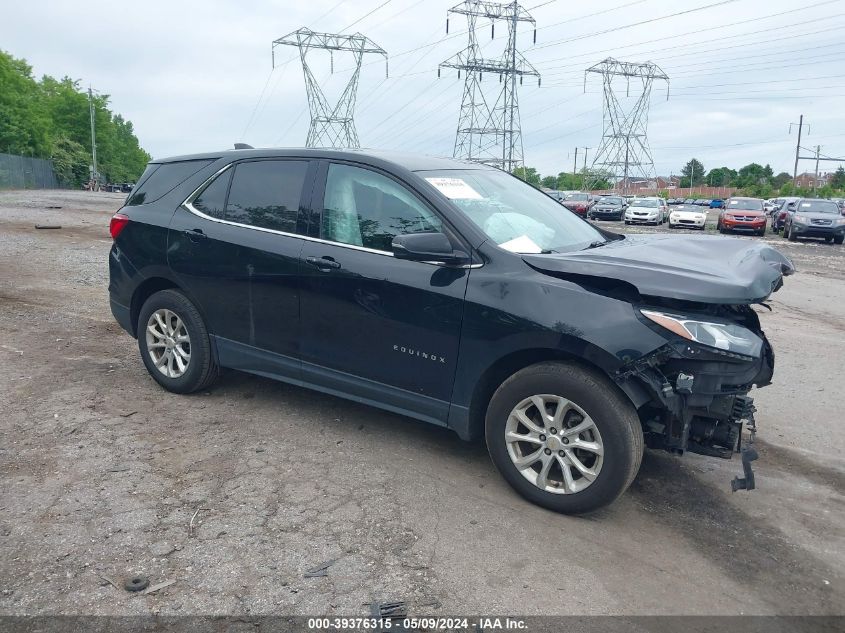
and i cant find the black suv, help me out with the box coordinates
[109,149,794,513]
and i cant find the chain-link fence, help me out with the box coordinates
[0,153,59,190]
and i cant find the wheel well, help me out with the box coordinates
[465,348,613,442]
[129,277,178,337]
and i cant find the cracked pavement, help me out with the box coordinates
[0,190,843,616]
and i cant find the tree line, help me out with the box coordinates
[513,159,845,198]
[0,49,150,187]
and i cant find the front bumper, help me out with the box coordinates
[591,208,624,220]
[791,222,845,238]
[722,218,766,231]
[626,213,659,223]
[669,215,705,227]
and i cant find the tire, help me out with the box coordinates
[788,224,797,241]
[485,361,643,514]
[137,289,218,394]
[834,235,844,245]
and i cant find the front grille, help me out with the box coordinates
[732,215,760,221]
[811,219,832,225]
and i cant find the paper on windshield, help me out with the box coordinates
[801,203,811,207]
[498,235,542,254]
[425,177,483,200]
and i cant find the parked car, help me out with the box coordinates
[589,195,627,221]
[763,199,779,214]
[623,197,666,225]
[709,199,724,209]
[782,198,845,244]
[561,192,594,218]
[108,148,794,514]
[694,199,710,206]
[684,198,696,205]
[668,204,707,230]
[718,197,767,235]
[772,197,801,233]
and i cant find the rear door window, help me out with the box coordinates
[192,169,232,219]
[125,159,213,206]
[225,160,308,233]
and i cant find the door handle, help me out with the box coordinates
[184,228,207,242]
[305,255,341,271]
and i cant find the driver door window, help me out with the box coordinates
[321,163,442,251]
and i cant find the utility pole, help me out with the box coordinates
[573,147,578,176]
[790,115,808,186]
[88,87,98,189]
[813,145,821,193]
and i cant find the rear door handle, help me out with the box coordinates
[305,255,341,271]
[184,228,207,242]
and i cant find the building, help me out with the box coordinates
[794,171,833,189]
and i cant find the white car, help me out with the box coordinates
[624,197,667,225]
[668,204,707,230]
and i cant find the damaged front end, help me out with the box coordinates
[615,302,775,491]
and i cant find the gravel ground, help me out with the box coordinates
[0,190,843,617]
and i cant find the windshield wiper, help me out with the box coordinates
[584,240,607,250]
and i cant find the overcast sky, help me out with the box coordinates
[3,0,844,178]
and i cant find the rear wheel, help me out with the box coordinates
[485,362,643,514]
[137,289,218,394]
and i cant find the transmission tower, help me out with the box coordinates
[272,28,387,148]
[583,58,669,193]
[439,0,540,173]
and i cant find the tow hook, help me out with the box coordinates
[732,409,758,492]
[731,446,758,491]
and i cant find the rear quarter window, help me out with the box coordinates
[224,160,308,233]
[125,159,214,206]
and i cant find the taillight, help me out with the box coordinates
[110,213,129,239]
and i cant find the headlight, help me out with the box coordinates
[723,214,734,220]
[641,310,763,358]
[834,217,845,225]
[794,214,808,223]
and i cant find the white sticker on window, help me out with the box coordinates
[425,177,483,200]
[730,200,739,205]
[498,235,542,254]
[801,203,811,207]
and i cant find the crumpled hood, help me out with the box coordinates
[523,233,795,304]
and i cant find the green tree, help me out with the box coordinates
[540,175,557,189]
[680,158,705,188]
[0,49,150,185]
[735,163,771,188]
[830,166,845,189]
[513,166,541,187]
[773,171,792,188]
[706,166,736,187]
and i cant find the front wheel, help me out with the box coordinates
[788,224,797,241]
[137,289,218,394]
[834,235,844,245]
[485,362,643,514]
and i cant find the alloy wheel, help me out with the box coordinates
[145,308,191,378]
[504,395,604,494]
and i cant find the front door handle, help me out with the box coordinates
[305,255,341,271]
[184,228,207,242]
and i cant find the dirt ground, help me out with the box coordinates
[0,190,843,617]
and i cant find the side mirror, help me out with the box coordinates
[787,202,797,211]
[392,232,469,265]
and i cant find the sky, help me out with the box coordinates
[2,0,844,179]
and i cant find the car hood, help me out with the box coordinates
[724,209,764,216]
[796,211,840,220]
[523,233,795,304]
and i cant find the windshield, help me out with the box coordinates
[421,169,605,253]
[726,198,763,211]
[564,193,589,201]
[798,200,840,214]
[631,199,659,207]
[598,197,623,205]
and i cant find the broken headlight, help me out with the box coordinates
[641,309,763,358]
